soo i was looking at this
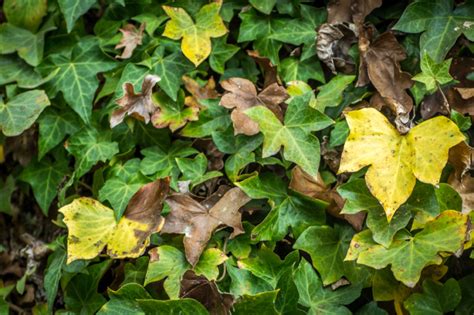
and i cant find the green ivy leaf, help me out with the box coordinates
[412,53,454,93]
[313,75,356,111]
[66,125,119,178]
[0,55,57,89]
[38,106,81,159]
[97,283,151,314]
[279,56,325,84]
[209,36,240,74]
[152,91,199,132]
[176,153,222,187]
[294,259,362,315]
[245,93,333,176]
[346,211,468,287]
[404,278,461,314]
[0,90,50,137]
[122,256,149,286]
[294,224,354,286]
[181,100,231,138]
[58,0,97,33]
[64,260,112,315]
[44,246,67,312]
[457,274,474,314]
[20,157,69,215]
[0,21,55,66]
[39,38,117,123]
[237,173,327,241]
[338,179,412,247]
[393,0,474,62]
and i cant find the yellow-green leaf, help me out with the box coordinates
[339,108,464,220]
[162,3,227,66]
[59,180,169,263]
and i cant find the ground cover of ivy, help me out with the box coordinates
[0,0,473,314]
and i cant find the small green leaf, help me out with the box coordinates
[314,75,356,111]
[233,291,279,315]
[44,246,67,312]
[210,36,239,74]
[279,56,325,84]
[412,53,454,93]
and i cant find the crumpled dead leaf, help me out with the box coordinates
[180,271,233,315]
[182,76,219,108]
[289,166,365,231]
[357,32,413,133]
[448,142,474,213]
[247,50,280,88]
[115,23,145,59]
[220,77,288,135]
[110,74,160,128]
[317,0,381,74]
[420,88,450,120]
[161,187,251,266]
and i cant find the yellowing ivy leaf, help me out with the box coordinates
[59,179,169,263]
[162,3,227,66]
[339,108,464,220]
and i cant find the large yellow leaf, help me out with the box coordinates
[339,108,464,220]
[59,179,169,263]
[162,3,227,66]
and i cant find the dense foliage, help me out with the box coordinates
[1,0,473,314]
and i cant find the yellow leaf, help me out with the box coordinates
[59,180,169,263]
[162,3,227,66]
[339,108,464,220]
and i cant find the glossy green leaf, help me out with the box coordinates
[39,38,116,123]
[393,0,474,62]
[233,291,279,315]
[245,93,333,176]
[3,0,48,32]
[314,75,355,111]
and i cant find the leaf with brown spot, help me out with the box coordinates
[219,77,288,136]
[290,166,365,231]
[356,32,413,133]
[59,179,170,263]
[161,187,251,266]
[115,23,145,59]
[110,74,160,128]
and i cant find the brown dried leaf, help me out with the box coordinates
[247,50,280,88]
[447,58,474,115]
[327,0,381,25]
[420,89,450,120]
[180,271,233,315]
[448,142,474,213]
[357,32,413,133]
[110,75,160,128]
[183,76,219,108]
[220,78,288,135]
[115,23,145,59]
[161,187,251,265]
[289,166,365,231]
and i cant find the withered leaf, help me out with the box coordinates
[289,166,365,231]
[110,74,160,128]
[357,32,413,133]
[182,75,219,108]
[448,142,474,213]
[161,187,251,266]
[180,271,233,315]
[318,0,381,74]
[447,58,474,116]
[115,23,145,59]
[220,77,288,136]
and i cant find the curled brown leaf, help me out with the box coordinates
[161,187,251,266]
[110,74,160,128]
[183,75,219,108]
